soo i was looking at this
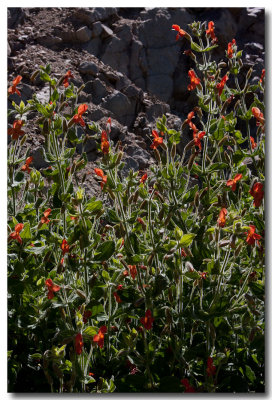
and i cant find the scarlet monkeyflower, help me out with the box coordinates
[217,75,229,96]
[206,357,216,377]
[140,309,154,330]
[227,39,236,58]
[83,310,92,324]
[181,248,187,257]
[249,182,264,207]
[75,333,84,355]
[252,107,265,127]
[172,24,187,40]
[217,208,227,228]
[8,75,22,96]
[94,168,107,189]
[113,284,123,303]
[181,378,196,393]
[150,130,164,149]
[259,69,265,83]
[128,264,137,280]
[246,225,262,246]
[45,278,60,299]
[61,239,70,255]
[89,372,95,377]
[101,130,110,154]
[93,326,107,349]
[206,21,217,42]
[63,70,74,88]
[41,208,52,224]
[21,156,33,173]
[200,271,208,280]
[9,223,24,244]
[140,173,147,183]
[226,173,243,191]
[250,136,257,150]
[187,69,201,91]
[193,131,205,150]
[8,120,25,140]
[72,104,88,127]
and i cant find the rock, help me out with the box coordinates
[92,78,109,103]
[92,21,103,37]
[32,147,49,169]
[102,91,133,124]
[147,74,173,103]
[58,30,77,43]
[8,8,26,28]
[74,8,118,27]
[37,35,63,47]
[78,61,99,76]
[8,42,11,56]
[76,26,92,43]
[82,38,101,57]
[145,101,170,121]
[101,24,114,39]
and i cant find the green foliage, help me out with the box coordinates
[7,21,265,394]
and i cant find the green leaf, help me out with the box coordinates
[94,241,115,261]
[179,233,196,247]
[207,162,228,173]
[84,326,98,337]
[63,147,76,160]
[85,200,103,213]
[191,41,202,52]
[102,270,110,281]
[20,223,31,240]
[245,365,256,383]
[202,44,218,52]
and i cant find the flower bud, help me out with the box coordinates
[204,96,212,105]
[171,144,176,159]
[107,187,116,200]
[62,118,68,133]
[42,119,50,135]
[194,191,199,208]
[185,261,194,272]
[59,101,67,112]
[218,135,229,147]
[116,151,124,166]
[218,62,227,68]
[30,69,40,82]
[20,134,28,146]
[68,118,75,128]
[187,153,196,170]
[234,241,243,257]
[153,148,161,163]
[246,67,253,81]
[224,151,231,165]
[238,59,243,68]
[77,84,85,94]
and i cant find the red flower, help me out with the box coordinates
[63,70,74,88]
[89,372,95,377]
[9,223,24,244]
[113,284,123,303]
[94,168,107,189]
[206,357,216,377]
[217,75,229,96]
[250,136,257,150]
[150,130,164,149]
[172,24,187,41]
[259,69,265,83]
[93,326,107,349]
[21,156,33,173]
[246,225,262,246]
[140,309,154,330]
[249,182,264,207]
[41,208,52,224]
[75,333,84,355]
[206,21,217,42]
[181,378,196,393]
[8,120,25,140]
[45,278,61,299]
[8,75,22,96]
[193,131,205,150]
[227,39,236,58]
[181,248,187,257]
[217,208,227,228]
[128,264,137,280]
[72,104,88,127]
[200,272,208,280]
[101,130,110,154]
[188,69,201,91]
[83,310,92,324]
[61,239,70,255]
[252,107,264,127]
[226,173,242,191]
[140,173,147,183]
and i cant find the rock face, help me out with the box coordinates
[8,7,265,177]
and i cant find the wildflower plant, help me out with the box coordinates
[8,20,264,393]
